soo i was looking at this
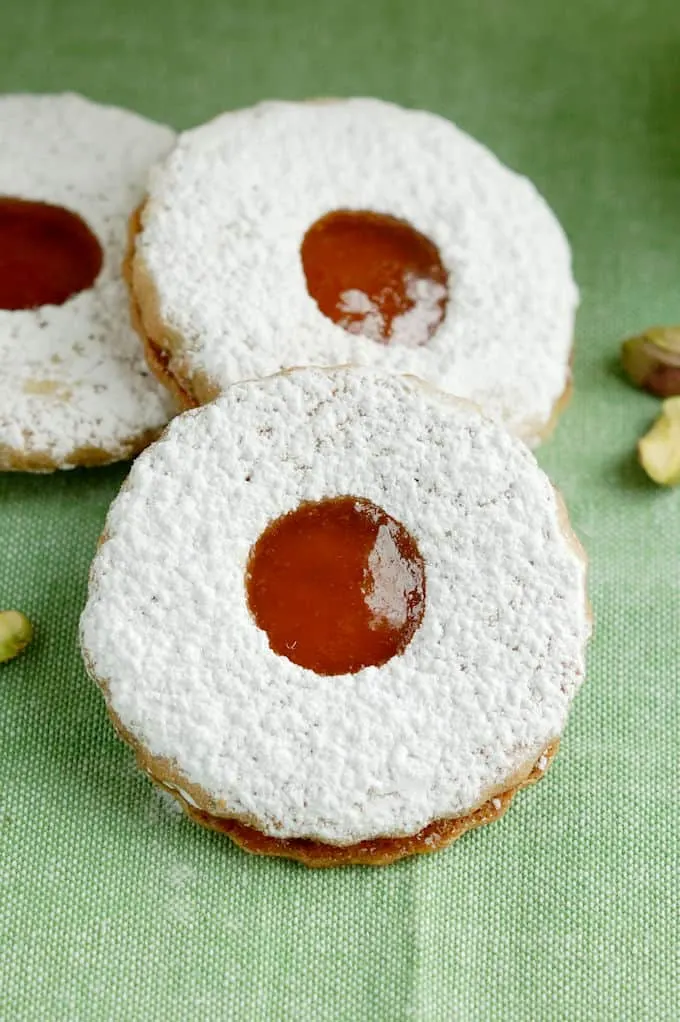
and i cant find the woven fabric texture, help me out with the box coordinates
[1,1,679,1019]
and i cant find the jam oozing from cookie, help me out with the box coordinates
[246,496,426,675]
[0,197,103,310]
[301,210,448,347]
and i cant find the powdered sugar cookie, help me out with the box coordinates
[128,98,577,445]
[81,366,590,866]
[0,93,177,472]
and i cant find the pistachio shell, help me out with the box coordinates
[621,327,680,397]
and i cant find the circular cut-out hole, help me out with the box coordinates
[246,496,426,676]
[0,197,103,310]
[301,209,448,347]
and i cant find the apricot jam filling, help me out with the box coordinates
[246,496,426,675]
[0,197,102,310]
[301,210,448,347]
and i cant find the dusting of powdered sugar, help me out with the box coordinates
[0,93,176,469]
[338,274,447,348]
[337,289,384,340]
[138,98,578,445]
[80,367,590,845]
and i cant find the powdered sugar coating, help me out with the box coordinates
[0,94,176,469]
[138,98,578,444]
[81,367,589,844]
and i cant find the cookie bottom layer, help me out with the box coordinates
[84,634,563,868]
[149,741,557,867]
[0,428,165,473]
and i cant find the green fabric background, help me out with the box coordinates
[1,1,679,1019]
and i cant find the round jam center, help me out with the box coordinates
[301,209,448,347]
[246,496,426,676]
[0,197,103,311]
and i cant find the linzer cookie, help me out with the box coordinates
[80,367,590,867]
[0,93,176,472]
[127,98,578,445]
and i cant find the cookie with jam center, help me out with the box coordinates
[81,366,590,866]
[0,93,177,471]
[128,98,577,446]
